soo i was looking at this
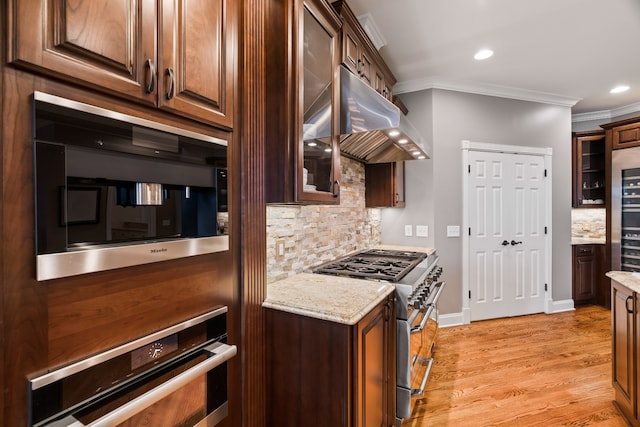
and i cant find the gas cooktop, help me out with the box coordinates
[312,249,428,282]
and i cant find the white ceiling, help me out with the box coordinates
[344,0,640,117]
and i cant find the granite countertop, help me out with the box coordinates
[572,236,606,245]
[263,245,436,325]
[263,273,395,325]
[607,271,640,294]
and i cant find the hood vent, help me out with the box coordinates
[338,66,430,163]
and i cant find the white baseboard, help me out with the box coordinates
[439,299,575,327]
[550,299,575,313]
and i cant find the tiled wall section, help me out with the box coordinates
[266,157,381,283]
[571,208,605,239]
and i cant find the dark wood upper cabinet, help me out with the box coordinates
[365,162,405,208]
[266,0,342,204]
[8,0,234,129]
[332,0,396,101]
[572,130,606,208]
[603,116,640,150]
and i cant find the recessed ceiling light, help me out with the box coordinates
[389,130,400,137]
[398,138,408,144]
[611,85,630,94]
[412,151,421,156]
[474,49,494,60]
[307,142,317,147]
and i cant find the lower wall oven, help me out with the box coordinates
[28,307,236,427]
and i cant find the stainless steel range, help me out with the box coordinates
[314,248,445,425]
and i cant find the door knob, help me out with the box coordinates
[501,240,509,246]
[511,240,523,246]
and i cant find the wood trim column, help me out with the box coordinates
[239,0,267,425]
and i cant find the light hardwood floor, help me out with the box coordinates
[404,305,627,426]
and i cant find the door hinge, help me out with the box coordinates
[545,283,548,292]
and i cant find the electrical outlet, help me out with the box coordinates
[276,239,285,260]
[404,225,413,236]
[447,225,460,237]
[416,225,428,237]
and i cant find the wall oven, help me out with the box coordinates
[28,307,236,427]
[33,92,229,281]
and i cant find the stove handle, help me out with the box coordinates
[411,305,434,334]
[411,357,434,397]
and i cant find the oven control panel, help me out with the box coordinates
[131,334,179,370]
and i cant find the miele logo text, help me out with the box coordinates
[150,248,168,254]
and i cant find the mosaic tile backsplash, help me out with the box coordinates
[571,208,605,239]
[266,157,382,283]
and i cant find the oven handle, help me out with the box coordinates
[68,342,237,427]
[411,357,434,397]
[410,305,434,334]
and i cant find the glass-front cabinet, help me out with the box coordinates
[266,0,342,204]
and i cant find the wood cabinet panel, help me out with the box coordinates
[9,0,157,105]
[603,116,640,150]
[365,162,405,208]
[612,281,637,424]
[572,130,605,207]
[572,244,604,305]
[266,295,395,426]
[9,0,234,128]
[159,0,234,128]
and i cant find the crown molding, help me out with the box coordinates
[571,101,640,123]
[356,13,387,51]
[394,77,581,108]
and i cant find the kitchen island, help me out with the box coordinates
[609,271,640,426]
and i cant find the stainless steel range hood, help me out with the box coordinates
[338,66,430,163]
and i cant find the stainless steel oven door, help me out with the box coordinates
[29,308,236,427]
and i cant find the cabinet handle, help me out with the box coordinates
[333,180,340,198]
[144,59,155,94]
[626,296,634,314]
[357,59,362,76]
[166,68,175,99]
[511,240,523,246]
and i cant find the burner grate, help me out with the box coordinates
[313,250,427,282]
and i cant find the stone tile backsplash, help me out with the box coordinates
[266,157,381,283]
[571,208,605,239]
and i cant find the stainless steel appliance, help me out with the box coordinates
[612,146,640,271]
[313,248,445,425]
[28,307,236,427]
[33,92,229,281]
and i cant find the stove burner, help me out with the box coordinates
[313,249,427,282]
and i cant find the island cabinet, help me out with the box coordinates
[365,162,405,208]
[611,278,639,425]
[572,130,606,208]
[331,0,396,101]
[8,0,235,128]
[265,0,342,204]
[266,294,396,427]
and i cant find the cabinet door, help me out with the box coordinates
[9,0,157,105]
[365,162,404,208]
[355,297,392,427]
[572,245,598,304]
[612,282,636,422]
[572,131,605,208]
[612,123,640,149]
[159,0,234,128]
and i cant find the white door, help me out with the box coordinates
[467,150,547,321]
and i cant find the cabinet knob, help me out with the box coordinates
[333,180,340,198]
[627,295,634,314]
